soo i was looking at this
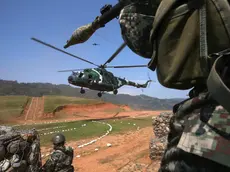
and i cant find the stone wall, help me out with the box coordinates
[149,112,173,160]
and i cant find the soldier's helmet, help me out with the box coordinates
[51,133,66,145]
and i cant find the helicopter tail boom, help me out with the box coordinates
[123,79,152,88]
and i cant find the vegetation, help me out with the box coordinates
[0,96,31,121]
[15,117,153,146]
[0,79,184,110]
[44,96,102,113]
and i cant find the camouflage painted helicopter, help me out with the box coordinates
[92,43,99,46]
[31,38,152,97]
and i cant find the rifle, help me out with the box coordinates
[63,0,137,48]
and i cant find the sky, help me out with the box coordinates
[0,0,190,99]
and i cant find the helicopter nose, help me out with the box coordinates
[68,76,73,82]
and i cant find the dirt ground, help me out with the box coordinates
[15,96,170,125]
[41,126,161,172]
[14,97,166,171]
[17,96,44,123]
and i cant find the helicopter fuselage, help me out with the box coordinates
[68,68,122,92]
[69,78,115,91]
[67,68,151,95]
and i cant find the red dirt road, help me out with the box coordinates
[41,126,161,172]
[23,97,44,122]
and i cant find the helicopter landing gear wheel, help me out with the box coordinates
[80,88,85,94]
[113,89,118,95]
[97,92,102,97]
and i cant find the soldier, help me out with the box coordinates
[118,0,230,171]
[124,0,230,171]
[41,133,74,172]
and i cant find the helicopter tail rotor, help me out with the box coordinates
[147,73,151,88]
[147,73,155,88]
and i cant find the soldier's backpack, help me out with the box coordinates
[148,0,230,91]
[147,0,230,112]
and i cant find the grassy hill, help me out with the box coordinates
[0,79,184,110]
[44,96,102,113]
[0,96,31,121]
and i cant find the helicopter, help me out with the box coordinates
[93,43,99,46]
[31,38,153,97]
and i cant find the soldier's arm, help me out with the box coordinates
[65,146,74,163]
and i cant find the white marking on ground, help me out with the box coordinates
[41,120,113,158]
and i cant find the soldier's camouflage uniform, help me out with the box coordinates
[42,146,74,172]
[0,126,42,172]
[118,0,230,171]
[177,99,230,167]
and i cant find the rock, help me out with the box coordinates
[152,112,173,138]
[149,112,173,160]
[149,137,167,160]
[107,143,112,147]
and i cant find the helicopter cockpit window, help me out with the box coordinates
[73,71,80,76]
[78,72,83,78]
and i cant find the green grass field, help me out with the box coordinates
[44,96,103,113]
[14,116,153,146]
[0,96,31,121]
[1,95,153,147]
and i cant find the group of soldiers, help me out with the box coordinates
[3,0,230,171]
[0,126,74,172]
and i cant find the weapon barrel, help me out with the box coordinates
[64,1,126,48]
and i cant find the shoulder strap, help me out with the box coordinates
[199,0,210,75]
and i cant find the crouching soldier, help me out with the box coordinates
[41,133,74,172]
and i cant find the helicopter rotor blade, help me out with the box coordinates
[58,69,85,72]
[31,37,100,67]
[106,65,147,68]
[102,42,126,67]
